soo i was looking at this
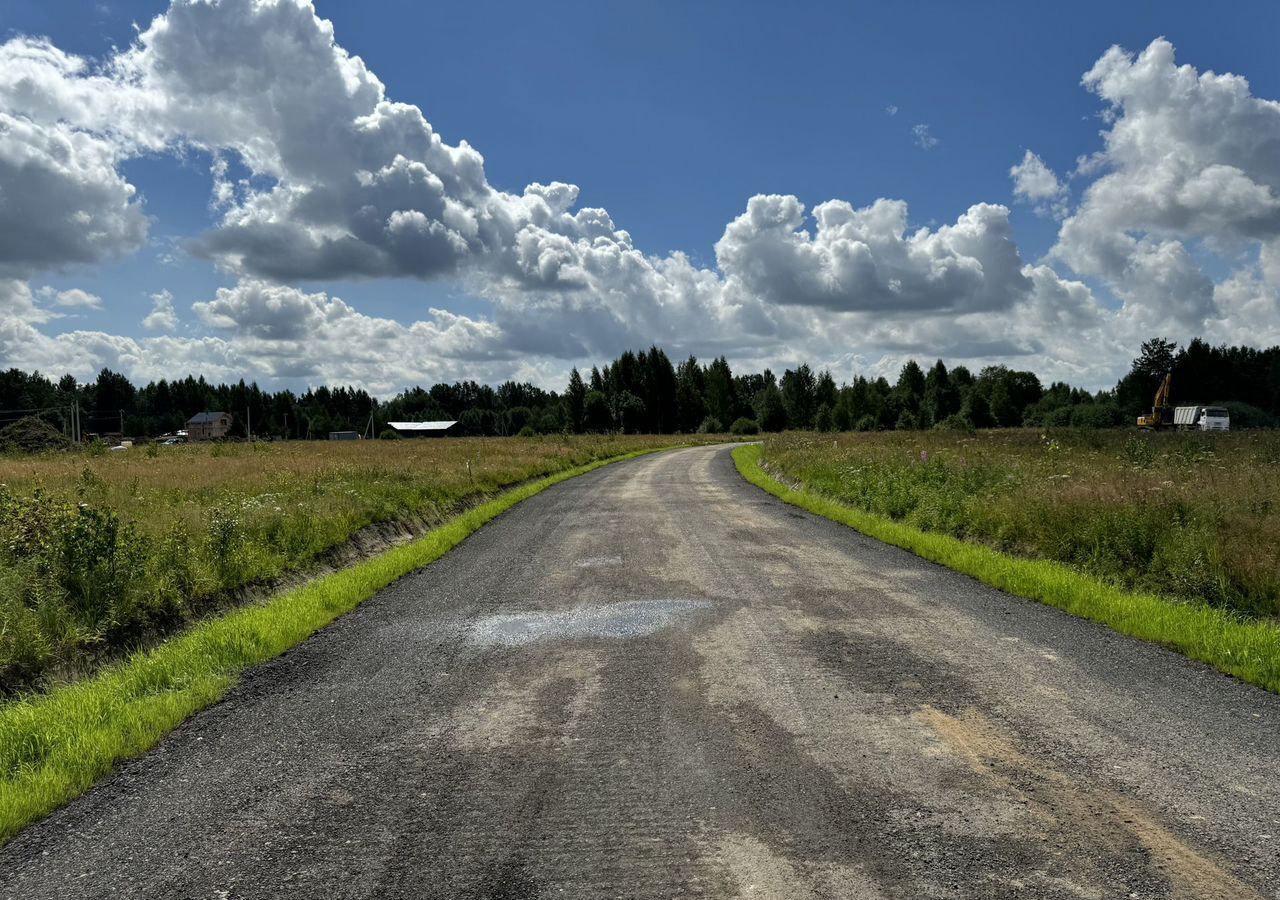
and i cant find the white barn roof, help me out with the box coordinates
[388,421,458,432]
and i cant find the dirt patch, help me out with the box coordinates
[916,706,1262,900]
[449,650,603,751]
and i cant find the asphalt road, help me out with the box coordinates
[3,445,1278,899]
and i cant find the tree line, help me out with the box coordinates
[1,336,1277,440]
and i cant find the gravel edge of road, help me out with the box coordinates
[0,445,694,848]
[733,443,1280,696]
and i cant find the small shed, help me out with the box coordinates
[186,412,232,441]
[388,420,459,438]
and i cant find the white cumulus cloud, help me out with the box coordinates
[1010,150,1069,219]
[142,289,177,332]
[47,287,103,309]
[1052,38,1280,344]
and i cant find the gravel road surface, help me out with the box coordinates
[3,445,1278,898]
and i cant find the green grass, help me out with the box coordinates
[734,444,1280,694]
[0,446,668,846]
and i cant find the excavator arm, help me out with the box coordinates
[1137,371,1173,429]
[1153,372,1172,410]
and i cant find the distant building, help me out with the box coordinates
[388,420,459,438]
[186,412,232,441]
[329,431,360,441]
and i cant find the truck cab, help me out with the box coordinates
[1200,406,1230,431]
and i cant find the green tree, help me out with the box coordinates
[961,391,994,428]
[814,403,833,432]
[92,369,136,428]
[642,346,678,433]
[780,364,817,429]
[1135,337,1178,378]
[815,370,837,410]
[921,360,959,427]
[704,356,738,426]
[609,391,645,433]
[675,356,706,433]
[564,368,586,433]
[583,390,612,432]
[893,360,925,417]
[974,365,1042,427]
[756,382,788,432]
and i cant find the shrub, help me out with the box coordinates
[1122,435,1157,468]
[1070,403,1123,428]
[207,504,245,584]
[698,416,724,434]
[0,594,51,688]
[378,428,402,439]
[896,410,919,431]
[935,414,975,433]
[1041,406,1074,427]
[730,417,760,436]
[516,425,538,437]
[58,503,145,630]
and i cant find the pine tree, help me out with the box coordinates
[565,368,586,433]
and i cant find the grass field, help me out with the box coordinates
[0,435,712,694]
[757,429,1280,619]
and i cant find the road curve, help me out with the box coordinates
[2,445,1278,899]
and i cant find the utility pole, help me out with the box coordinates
[119,409,124,436]
[247,406,252,441]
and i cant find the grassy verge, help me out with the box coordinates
[0,446,668,845]
[734,444,1280,694]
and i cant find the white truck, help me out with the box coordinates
[1173,405,1230,431]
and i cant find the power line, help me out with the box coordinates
[0,405,75,416]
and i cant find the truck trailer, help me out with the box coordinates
[1173,405,1230,431]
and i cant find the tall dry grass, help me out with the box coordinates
[760,429,1280,617]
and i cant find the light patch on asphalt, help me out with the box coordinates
[470,599,710,647]
[450,650,603,750]
[714,833,885,899]
[576,556,623,568]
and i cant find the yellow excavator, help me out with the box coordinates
[1137,371,1174,429]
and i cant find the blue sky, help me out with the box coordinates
[3,0,1280,392]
